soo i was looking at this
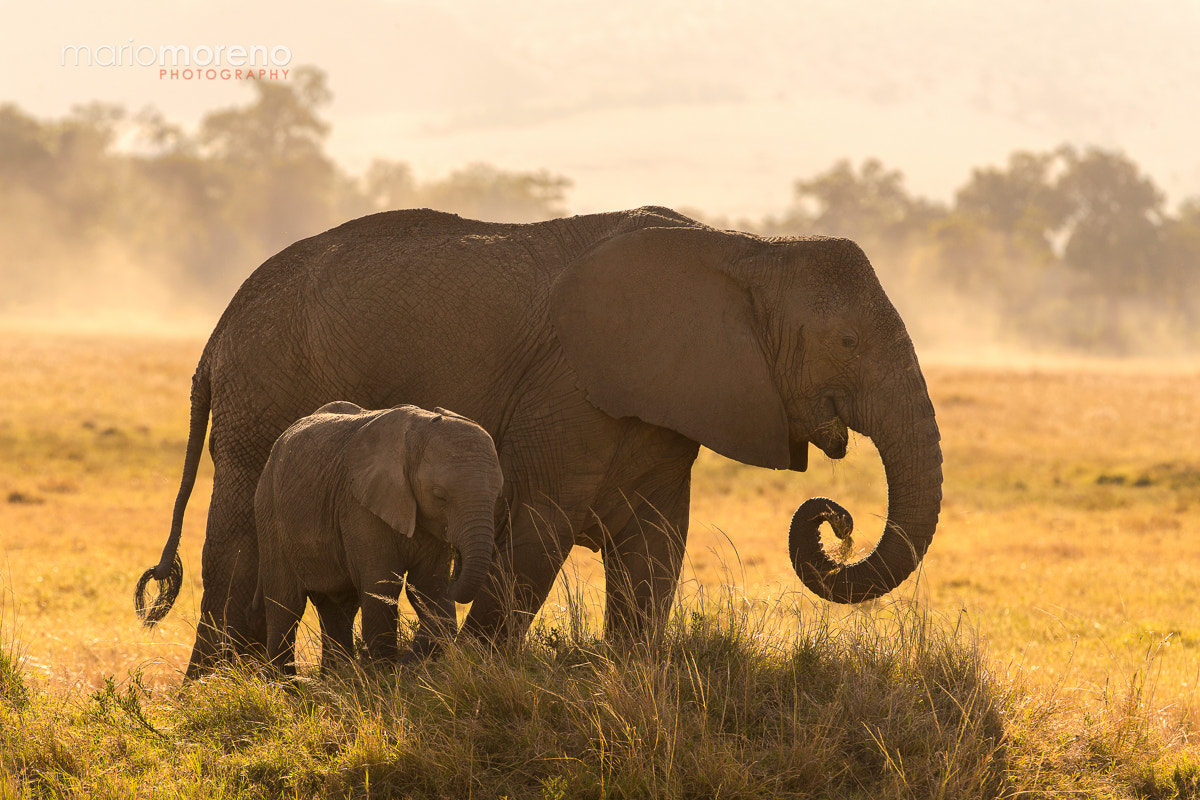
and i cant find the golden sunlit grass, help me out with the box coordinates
[0,332,209,690]
[2,330,1200,795]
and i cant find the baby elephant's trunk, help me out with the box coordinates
[447,511,497,605]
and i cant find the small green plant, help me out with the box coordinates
[89,669,165,740]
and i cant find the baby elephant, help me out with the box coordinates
[254,401,504,674]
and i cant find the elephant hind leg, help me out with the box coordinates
[187,463,267,678]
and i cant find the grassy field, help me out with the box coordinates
[2,330,1200,796]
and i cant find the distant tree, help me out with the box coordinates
[1056,146,1165,291]
[0,104,62,306]
[0,104,55,186]
[198,66,340,271]
[47,103,130,239]
[0,79,587,317]
[10,83,1193,352]
[925,213,1003,294]
[954,150,1070,259]
[126,108,237,293]
[1160,197,1200,335]
[200,66,331,166]
[418,162,572,222]
[0,102,135,307]
[1054,146,1166,347]
[933,150,1066,301]
[783,158,944,245]
[360,158,419,213]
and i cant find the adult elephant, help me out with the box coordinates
[135,206,942,678]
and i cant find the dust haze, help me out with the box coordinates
[0,233,217,339]
[2,77,1198,363]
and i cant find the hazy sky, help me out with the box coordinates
[5,0,1199,219]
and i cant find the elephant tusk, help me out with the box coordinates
[447,544,462,584]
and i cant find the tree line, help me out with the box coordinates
[2,67,1196,352]
[0,68,570,314]
[737,149,1200,353]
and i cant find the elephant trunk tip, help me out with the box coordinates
[450,579,482,606]
[134,553,183,627]
[450,580,475,606]
[790,497,860,602]
[789,496,921,605]
[444,544,472,605]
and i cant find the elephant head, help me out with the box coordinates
[346,406,504,604]
[550,225,942,603]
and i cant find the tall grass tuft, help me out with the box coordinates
[1,592,30,715]
[1,570,1199,798]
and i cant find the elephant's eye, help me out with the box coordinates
[432,486,448,503]
[839,331,859,351]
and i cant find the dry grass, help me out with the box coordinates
[2,593,1010,798]
[1,330,1199,727]
[0,332,209,690]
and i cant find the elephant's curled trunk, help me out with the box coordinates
[790,411,942,604]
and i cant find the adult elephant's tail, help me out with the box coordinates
[135,361,212,627]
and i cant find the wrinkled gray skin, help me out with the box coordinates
[135,206,942,678]
[254,402,503,674]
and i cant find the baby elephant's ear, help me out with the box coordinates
[346,410,418,537]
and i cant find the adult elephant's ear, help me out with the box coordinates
[551,226,790,469]
[346,409,419,537]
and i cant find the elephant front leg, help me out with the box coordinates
[600,486,690,644]
[404,585,457,662]
[359,579,401,664]
[403,546,463,662]
[262,580,306,677]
